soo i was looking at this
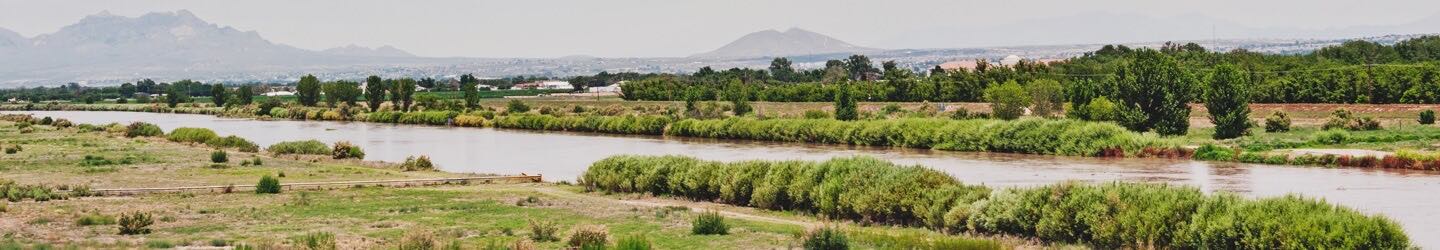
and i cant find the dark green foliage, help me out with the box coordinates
[1420,110,1435,125]
[665,118,1158,156]
[833,84,858,121]
[1264,111,1291,133]
[166,127,219,144]
[1193,144,1236,161]
[984,81,1030,120]
[321,80,362,107]
[507,99,531,113]
[205,135,259,152]
[125,122,163,137]
[1205,64,1251,139]
[401,155,435,171]
[390,78,417,112]
[802,227,849,250]
[691,211,729,235]
[266,140,330,155]
[1114,49,1197,136]
[256,175,281,194]
[117,212,153,235]
[1311,129,1351,145]
[461,74,481,109]
[211,84,227,107]
[296,75,322,106]
[1026,79,1064,117]
[164,84,189,108]
[967,182,1409,249]
[491,114,671,135]
[210,150,228,163]
[256,97,281,116]
[234,86,254,105]
[364,75,387,112]
[331,141,365,159]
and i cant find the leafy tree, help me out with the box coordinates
[460,74,480,109]
[984,80,1031,120]
[1026,79,1063,117]
[164,84,190,108]
[769,57,795,82]
[1115,49,1197,136]
[391,78,417,111]
[322,80,361,107]
[210,84,227,107]
[833,83,858,121]
[1205,64,1252,139]
[234,86,254,105]
[296,75,321,106]
[364,75,386,112]
[844,54,877,80]
[417,77,437,90]
[118,83,136,98]
[136,79,157,94]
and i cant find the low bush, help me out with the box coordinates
[1421,110,1436,125]
[528,219,560,242]
[691,211,729,235]
[396,230,439,250]
[400,155,435,171]
[296,232,337,250]
[1264,111,1291,132]
[117,212,153,235]
[1323,109,1382,131]
[492,114,671,135]
[583,156,1410,249]
[614,235,652,250]
[397,111,459,125]
[1193,144,1236,161]
[1312,129,1351,145]
[666,117,1159,157]
[76,213,116,226]
[803,110,832,119]
[802,227,849,250]
[507,100,531,113]
[567,225,608,249]
[211,150,229,163]
[125,122,163,137]
[266,140,330,155]
[331,141,365,159]
[256,175,281,194]
[206,135,259,152]
[167,127,219,143]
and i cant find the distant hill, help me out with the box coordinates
[322,44,415,57]
[0,10,418,86]
[692,28,880,58]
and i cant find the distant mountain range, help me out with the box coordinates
[691,28,879,58]
[0,10,419,86]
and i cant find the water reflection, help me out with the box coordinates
[11,110,1440,247]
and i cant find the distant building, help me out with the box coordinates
[588,83,622,93]
[515,81,572,90]
[263,91,296,97]
[999,55,1023,66]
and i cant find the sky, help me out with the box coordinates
[1,0,1436,58]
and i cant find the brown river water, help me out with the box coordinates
[12,111,1440,246]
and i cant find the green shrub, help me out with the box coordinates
[167,127,219,144]
[256,175,281,194]
[1312,129,1351,145]
[802,227,849,250]
[331,141,365,159]
[614,235,652,250]
[76,213,116,226]
[1193,144,1236,161]
[397,111,459,125]
[125,122,163,137]
[401,155,436,171]
[1421,110,1436,125]
[206,136,259,152]
[117,212,153,235]
[1264,111,1291,132]
[296,232,337,250]
[396,230,439,250]
[492,114,671,135]
[983,81,1030,120]
[833,85,857,121]
[566,225,608,249]
[266,140,330,155]
[528,219,560,242]
[507,100,531,113]
[211,150,229,163]
[691,211,729,235]
[804,110,832,119]
[145,240,174,249]
[1205,64,1252,139]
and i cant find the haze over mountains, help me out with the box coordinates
[0,10,1436,87]
[692,28,879,58]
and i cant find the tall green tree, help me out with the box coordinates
[460,74,480,109]
[210,84,227,107]
[984,80,1031,120]
[118,83,137,98]
[364,75,386,112]
[844,54,877,80]
[164,84,189,108]
[1026,79,1064,117]
[833,83,858,121]
[322,80,361,107]
[234,86,254,105]
[1206,64,1252,139]
[768,57,795,82]
[296,75,321,106]
[1115,49,1198,136]
[391,78,417,112]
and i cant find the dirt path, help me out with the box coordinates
[534,186,817,227]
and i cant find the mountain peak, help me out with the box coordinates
[692,28,879,58]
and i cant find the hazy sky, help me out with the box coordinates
[1,0,1436,58]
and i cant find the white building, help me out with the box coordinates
[538,81,571,90]
[588,83,622,93]
[263,91,296,97]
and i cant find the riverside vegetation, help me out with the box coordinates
[0,115,1018,249]
[582,155,1410,249]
